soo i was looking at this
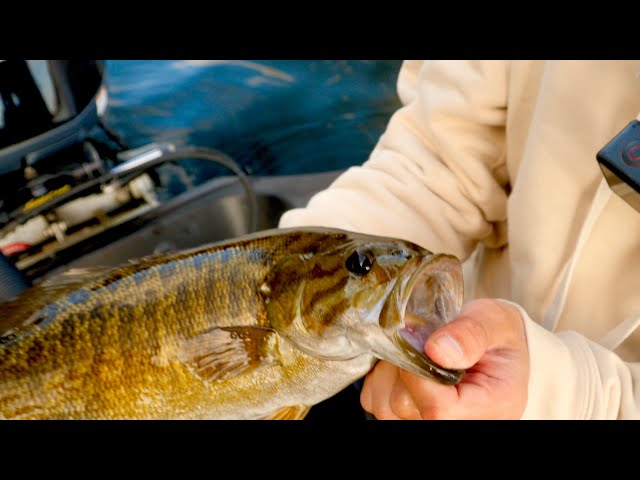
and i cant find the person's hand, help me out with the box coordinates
[361,298,529,419]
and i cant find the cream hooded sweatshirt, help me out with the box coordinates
[279,60,640,419]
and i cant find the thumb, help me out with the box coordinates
[424,298,522,370]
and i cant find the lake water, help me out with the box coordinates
[102,60,403,179]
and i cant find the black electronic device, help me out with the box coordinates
[597,119,640,212]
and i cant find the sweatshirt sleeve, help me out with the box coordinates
[279,60,511,261]
[507,302,640,419]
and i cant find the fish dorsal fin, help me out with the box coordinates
[40,266,115,289]
[3,263,132,311]
[260,405,312,420]
[179,326,280,383]
[38,248,195,292]
[1,255,183,336]
[0,266,117,338]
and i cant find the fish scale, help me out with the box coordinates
[0,227,464,419]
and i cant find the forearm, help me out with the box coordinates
[280,60,511,261]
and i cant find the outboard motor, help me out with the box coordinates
[0,60,258,300]
[0,60,108,301]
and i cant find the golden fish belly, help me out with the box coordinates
[0,317,374,420]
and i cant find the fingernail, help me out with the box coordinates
[432,334,464,366]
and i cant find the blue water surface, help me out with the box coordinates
[102,60,403,178]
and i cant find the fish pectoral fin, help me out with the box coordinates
[179,326,280,383]
[261,405,311,420]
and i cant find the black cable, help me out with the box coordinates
[97,119,129,151]
[143,147,258,233]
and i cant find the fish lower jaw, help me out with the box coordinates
[375,255,465,384]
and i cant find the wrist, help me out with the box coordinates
[500,300,586,419]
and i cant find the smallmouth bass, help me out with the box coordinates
[0,227,464,419]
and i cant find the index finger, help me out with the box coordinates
[397,368,459,419]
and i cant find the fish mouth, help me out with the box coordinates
[378,254,465,385]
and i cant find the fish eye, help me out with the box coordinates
[345,249,374,275]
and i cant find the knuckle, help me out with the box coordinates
[464,317,489,344]
[453,316,488,353]
[374,405,397,420]
[418,405,449,420]
[389,389,415,419]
